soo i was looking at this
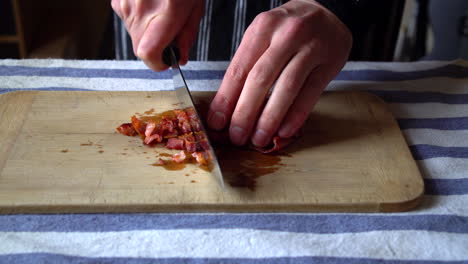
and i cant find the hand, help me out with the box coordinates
[111,0,204,70]
[207,0,352,147]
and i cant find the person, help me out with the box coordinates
[111,0,374,148]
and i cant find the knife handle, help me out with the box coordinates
[162,45,181,66]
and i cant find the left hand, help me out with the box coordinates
[207,0,352,147]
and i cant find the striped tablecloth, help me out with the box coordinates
[0,59,467,263]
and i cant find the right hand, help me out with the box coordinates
[111,0,204,71]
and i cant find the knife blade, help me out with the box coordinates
[165,46,225,189]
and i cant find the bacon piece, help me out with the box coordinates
[159,118,176,136]
[194,131,210,151]
[181,133,197,153]
[251,135,299,154]
[185,107,202,132]
[145,120,156,137]
[198,140,210,151]
[156,158,166,165]
[116,123,137,136]
[192,151,212,166]
[144,133,162,145]
[166,138,185,150]
[172,151,187,163]
[131,115,147,138]
[164,130,179,139]
[174,109,192,134]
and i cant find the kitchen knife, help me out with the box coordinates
[164,46,225,189]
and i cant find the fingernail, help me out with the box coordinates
[230,126,247,145]
[278,123,294,138]
[208,111,226,130]
[252,129,269,147]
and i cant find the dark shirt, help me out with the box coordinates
[114,0,404,61]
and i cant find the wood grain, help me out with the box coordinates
[0,91,424,213]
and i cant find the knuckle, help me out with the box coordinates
[226,62,247,82]
[259,111,281,132]
[136,45,151,61]
[232,106,254,125]
[111,0,120,13]
[120,0,132,19]
[134,0,149,17]
[281,76,302,95]
[213,93,234,112]
[284,18,305,37]
[248,65,272,87]
[254,11,275,26]
[301,44,315,56]
[303,40,323,55]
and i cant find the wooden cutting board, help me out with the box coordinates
[0,91,424,213]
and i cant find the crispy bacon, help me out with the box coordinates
[172,151,187,163]
[174,109,192,134]
[117,107,300,169]
[116,123,137,136]
[144,133,162,145]
[166,138,185,150]
[159,118,175,136]
[186,107,202,132]
[194,131,209,151]
[164,130,179,139]
[191,151,212,166]
[131,115,147,138]
[145,120,156,137]
[182,133,197,153]
[251,135,300,154]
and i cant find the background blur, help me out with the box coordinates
[0,0,467,62]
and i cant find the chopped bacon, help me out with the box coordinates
[145,120,156,137]
[144,133,162,145]
[186,107,202,132]
[251,135,301,154]
[179,133,197,153]
[198,140,210,151]
[131,115,147,138]
[172,151,187,163]
[116,123,137,136]
[166,138,185,150]
[194,131,209,151]
[191,151,212,166]
[164,130,179,139]
[174,109,192,134]
[159,118,176,136]
[117,106,300,170]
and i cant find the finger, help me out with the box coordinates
[207,12,276,131]
[111,0,123,18]
[277,65,331,138]
[119,0,159,60]
[176,0,204,65]
[136,1,192,71]
[251,48,318,147]
[229,45,294,146]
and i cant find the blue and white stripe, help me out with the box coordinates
[0,59,467,263]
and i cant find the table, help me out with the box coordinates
[0,59,467,263]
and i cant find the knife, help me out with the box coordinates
[163,46,225,189]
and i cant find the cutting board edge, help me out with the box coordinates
[0,196,425,214]
[378,188,425,212]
